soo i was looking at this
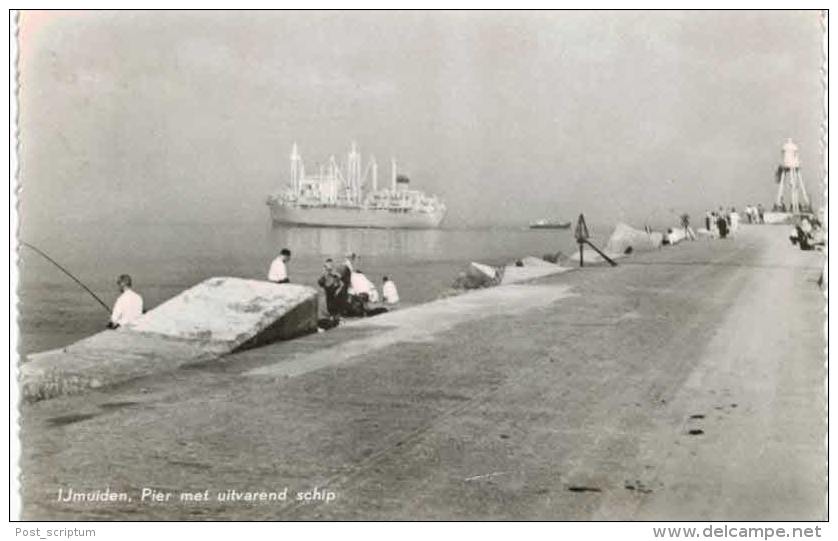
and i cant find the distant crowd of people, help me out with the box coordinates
[743,204,766,224]
[267,249,400,328]
[702,206,749,239]
[772,200,814,214]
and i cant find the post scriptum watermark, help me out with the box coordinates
[15,528,95,539]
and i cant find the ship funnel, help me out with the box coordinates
[396,174,410,192]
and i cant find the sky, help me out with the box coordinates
[16,10,824,230]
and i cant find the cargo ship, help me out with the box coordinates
[267,143,446,229]
[529,219,571,230]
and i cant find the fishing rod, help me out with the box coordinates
[20,241,111,313]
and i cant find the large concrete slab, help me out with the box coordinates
[127,277,317,349]
[21,277,318,401]
[605,222,663,254]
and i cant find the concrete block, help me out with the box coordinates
[605,222,662,254]
[22,277,319,401]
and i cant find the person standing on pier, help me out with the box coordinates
[709,212,719,237]
[268,248,292,284]
[338,252,357,315]
[730,207,740,235]
[680,213,696,240]
[108,274,144,329]
[317,258,343,320]
[716,213,729,239]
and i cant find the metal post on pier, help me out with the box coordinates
[584,238,618,267]
[574,214,618,268]
[575,214,589,267]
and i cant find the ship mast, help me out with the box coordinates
[348,142,362,204]
[391,158,397,192]
[290,142,301,196]
[371,157,378,192]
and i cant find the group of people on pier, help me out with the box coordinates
[743,204,766,224]
[105,248,400,331]
[315,252,399,322]
[703,207,743,239]
[267,249,400,326]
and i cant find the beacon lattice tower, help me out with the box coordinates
[774,138,811,214]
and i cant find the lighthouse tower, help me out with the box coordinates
[774,138,811,214]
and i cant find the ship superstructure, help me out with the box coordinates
[267,143,446,229]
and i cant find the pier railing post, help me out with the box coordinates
[575,214,590,267]
[583,239,618,267]
[574,213,617,267]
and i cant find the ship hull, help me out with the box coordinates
[529,223,571,230]
[268,204,446,229]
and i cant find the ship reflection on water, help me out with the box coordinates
[266,225,443,260]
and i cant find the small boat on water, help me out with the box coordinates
[529,219,571,230]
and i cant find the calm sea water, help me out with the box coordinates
[16,221,610,356]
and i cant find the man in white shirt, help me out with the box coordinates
[337,252,356,312]
[729,208,740,235]
[350,270,374,297]
[382,276,400,304]
[268,248,291,283]
[340,252,356,281]
[108,274,144,329]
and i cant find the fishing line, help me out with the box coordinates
[20,241,111,313]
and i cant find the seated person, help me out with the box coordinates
[349,270,374,297]
[342,292,367,318]
[790,217,820,251]
[382,276,400,304]
[108,274,144,329]
[357,293,389,317]
[342,271,389,317]
[268,248,291,283]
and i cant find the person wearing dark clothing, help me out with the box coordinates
[716,214,729,239]
[343,293,366,317]
[790,226,814,250]
[357,293,389,317]
[317,259,343,319]
[337,252,356,316]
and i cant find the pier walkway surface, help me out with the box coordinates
[19,225,826,520]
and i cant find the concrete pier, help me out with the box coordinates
[21,277,318,401]
[19,226,825,520]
